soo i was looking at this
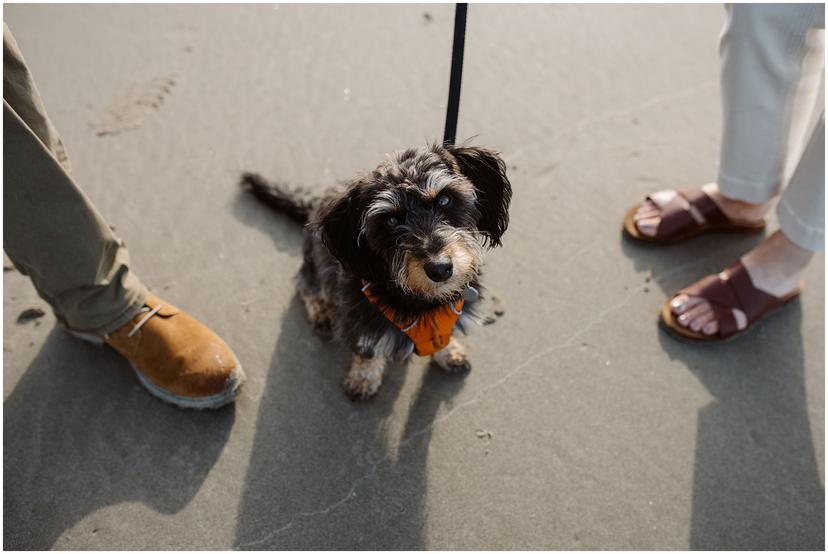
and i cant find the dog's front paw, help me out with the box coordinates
[431,337,471,374]
[308,301,333,337]
[343,373,382,401]
[343,356,385,401]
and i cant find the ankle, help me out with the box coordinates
[767,230,813,269]
[741,231,813,296]
[702,183,773,223]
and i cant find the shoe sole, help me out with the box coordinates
[63,326,245,410]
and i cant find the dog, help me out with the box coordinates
[241,143,512,400]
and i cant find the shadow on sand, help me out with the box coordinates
[3,329,235,549]
[620,230,824,549]
[231,189,468,549]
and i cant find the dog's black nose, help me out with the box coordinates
[424,259,453,283]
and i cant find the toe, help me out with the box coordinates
[634,210,659,223]
[634,204,660,221]
[690,310,715,333]
[633,199,662,236]
[636,217,660,237]
[670,294,688,314]
[700,309,746,336]
[702,320,719,335]
[671,294,705,315]
[677,301,711,328]
[670,294,689,314]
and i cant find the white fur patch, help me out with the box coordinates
[422,169,453,198]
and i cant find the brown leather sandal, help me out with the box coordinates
[659,262,801,342]
[623,187,766,243]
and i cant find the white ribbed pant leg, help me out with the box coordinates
[777,113,824,251]
[717,4,824,204]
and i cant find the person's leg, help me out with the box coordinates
[776,114,825,254]
[4,103,147,334]
[4,23,147,334]
[4,24,244,407]
[718,4,824,202]
[671,115,824,336]
[634,4,824,237]
[3,23,71,172]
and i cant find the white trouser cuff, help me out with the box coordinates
[717,170,780,204]
[777,195,824,252]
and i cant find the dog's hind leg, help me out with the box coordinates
[297,257,333,337]
[298,286,333,337]
[343,354,386,400]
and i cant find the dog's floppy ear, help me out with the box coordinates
[315,182,376,278]
[447,145,512,247]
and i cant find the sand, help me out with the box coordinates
[3,4,824,549]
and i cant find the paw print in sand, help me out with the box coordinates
[96,75,177,136]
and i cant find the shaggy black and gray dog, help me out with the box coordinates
[241,143,512,400]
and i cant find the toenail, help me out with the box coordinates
[691,320,702,331]
[703,322,716,335]
[678,314,689,324]
[671,298,685,311]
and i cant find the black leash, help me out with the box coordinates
[442,3,468,147]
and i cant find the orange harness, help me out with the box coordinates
[361,282,464,356]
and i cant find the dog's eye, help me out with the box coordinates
[437,194,452,207]
[385,215,399,228]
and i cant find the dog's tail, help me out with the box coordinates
[240,172,315,224]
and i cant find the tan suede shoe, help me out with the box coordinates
[66,293,245,409]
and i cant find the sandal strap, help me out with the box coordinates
[653,188,729,238]
[680,262,788,338]
[711,303,740,337]
[679,187,730,227]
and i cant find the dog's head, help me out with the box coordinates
[314,143,512,301]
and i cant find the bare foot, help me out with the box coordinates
[670,230,812,335]
[634,183,771,237]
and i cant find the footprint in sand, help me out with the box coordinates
[96,74,177,136]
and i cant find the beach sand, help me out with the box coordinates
[4,4,824,549]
